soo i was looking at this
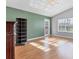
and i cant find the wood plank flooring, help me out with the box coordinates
[15,36,73,59]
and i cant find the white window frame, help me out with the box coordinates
[58,18,73,33]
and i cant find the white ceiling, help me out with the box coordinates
[6,0,73,17]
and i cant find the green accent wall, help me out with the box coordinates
[6,7,50,40]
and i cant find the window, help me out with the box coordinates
[58,18,73,33]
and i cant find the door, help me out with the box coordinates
[6,22,15,59]
[44,19,50,36]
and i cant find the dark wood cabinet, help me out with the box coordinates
[6,22,15,59]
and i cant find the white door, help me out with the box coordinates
[44,19,50,36]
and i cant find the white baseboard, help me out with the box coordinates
[53,35,73,39]
[27,36,45,41]
[27,34,73,42]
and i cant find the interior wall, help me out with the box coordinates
[6,7,50,40]
[51,8,73,38]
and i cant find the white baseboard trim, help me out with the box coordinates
[27,36,45,41]
[27,34,73,42]
[53,35,73,39]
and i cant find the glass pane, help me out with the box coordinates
[58,18,73,33]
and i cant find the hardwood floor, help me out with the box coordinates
[15,36,73,59]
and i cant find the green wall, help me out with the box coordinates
[6,7,50,40]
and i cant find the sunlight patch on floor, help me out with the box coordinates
[39,37,68,47]
[40,40,58,47]
[30,42,50,52]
